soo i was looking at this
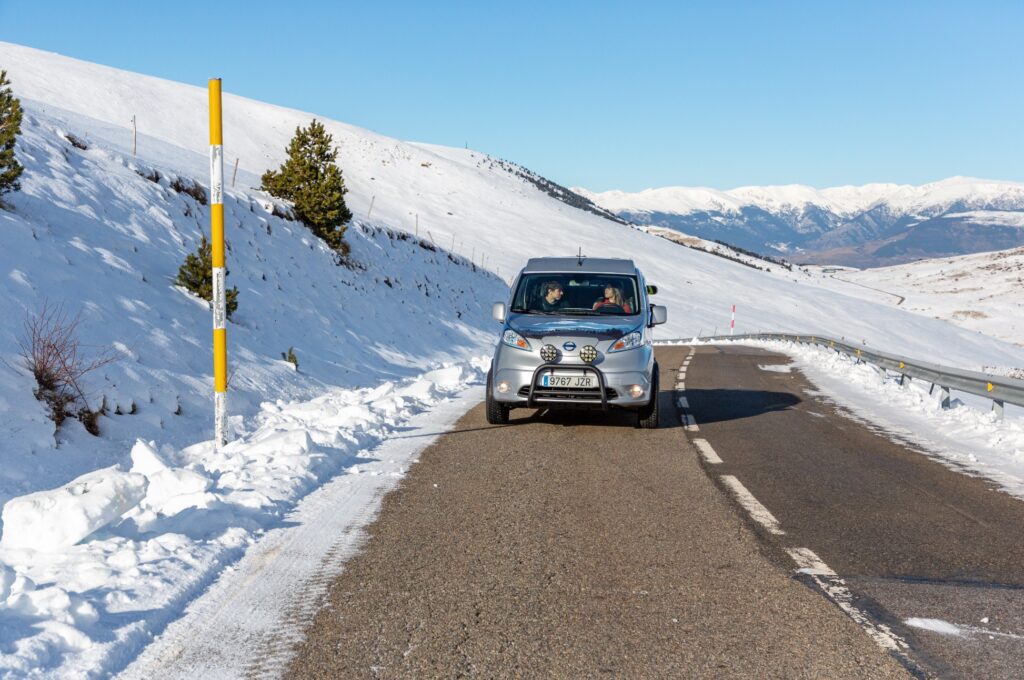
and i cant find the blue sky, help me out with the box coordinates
[2,1,1022,191]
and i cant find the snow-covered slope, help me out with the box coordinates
[841,246,1024,349]
[1,41,1024,677]
[580,178,1024,266]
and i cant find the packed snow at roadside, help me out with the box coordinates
[1,40,1024,678]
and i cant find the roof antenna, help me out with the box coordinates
[577,246,584,267]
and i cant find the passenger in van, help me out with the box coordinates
[539,281,565,311]
[593,285,632,313]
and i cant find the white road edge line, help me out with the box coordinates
[693,438,723,464]
[720,475,784,535]
[786,547,912,656]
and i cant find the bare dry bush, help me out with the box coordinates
[18,302,117,435]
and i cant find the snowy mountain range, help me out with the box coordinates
[579,178,1024,267]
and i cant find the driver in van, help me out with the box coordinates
[539,280,564,311]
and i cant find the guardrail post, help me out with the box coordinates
[938,386,950,409]
[992,399,1004,421]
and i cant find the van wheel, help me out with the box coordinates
[486,371,510,425]
[637,363,660,429]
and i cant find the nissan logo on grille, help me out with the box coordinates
[562,342,577,352]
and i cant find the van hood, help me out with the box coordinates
[508,313,640,341]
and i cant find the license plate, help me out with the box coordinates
[541,373,596,388]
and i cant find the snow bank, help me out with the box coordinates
[0,359,486,678]
[0,467,146,552]
[130,440,215,517]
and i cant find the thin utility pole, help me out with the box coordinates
[230,157,239,188]
[131,114,137,157]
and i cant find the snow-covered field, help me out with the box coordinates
[1,41,1024,677]
[841,247,1024,348]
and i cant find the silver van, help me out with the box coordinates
[487,256,667,428]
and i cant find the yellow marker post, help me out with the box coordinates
[209,79,228,448]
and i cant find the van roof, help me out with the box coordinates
[522,257,637,275]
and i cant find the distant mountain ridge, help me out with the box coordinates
[578,178,1024,267]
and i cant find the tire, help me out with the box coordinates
[636,363,660,429]
[485,371,510,425]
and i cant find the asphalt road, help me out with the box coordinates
[684,344,1024,679]
[286,346,908,679]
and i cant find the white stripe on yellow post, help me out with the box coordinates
[209,78,228,448]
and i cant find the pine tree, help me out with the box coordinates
[176,236,239,319]
[261,119,352,257]
[0,70,24,198]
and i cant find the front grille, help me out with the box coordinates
[518,386,618,401]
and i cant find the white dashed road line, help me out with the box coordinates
[693,439,723,464]
[720,475,784,535]
[677,348,915,669]
[785,547,912,656]
[786,547,835,575]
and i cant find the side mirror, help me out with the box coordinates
[650,304,667,326]
[646,284,658,295]
[492,302,506,323]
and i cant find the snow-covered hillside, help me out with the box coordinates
[1,41,1024,677]
[580,178,1024,266]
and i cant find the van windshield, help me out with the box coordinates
[510,273,640,316]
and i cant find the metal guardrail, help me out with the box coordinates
[655,333,1024,419]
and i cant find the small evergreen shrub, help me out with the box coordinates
[261,119,352,258]
[281,347,298,370]
[176,236,239,318]
[0,70,24,199]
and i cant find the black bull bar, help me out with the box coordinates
[526,363,609,411]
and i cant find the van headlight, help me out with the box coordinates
[502,329,531,351]
[609,331,643,353]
